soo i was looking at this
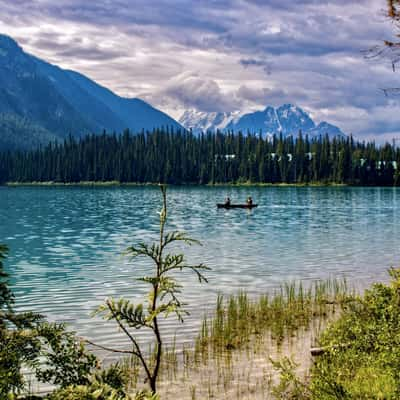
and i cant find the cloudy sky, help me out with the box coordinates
[0,0,399,140]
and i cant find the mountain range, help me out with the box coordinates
[0,34,182,150]
[179,105,346,139]
[0,34,346,151]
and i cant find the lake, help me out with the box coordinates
[1,185,400,353]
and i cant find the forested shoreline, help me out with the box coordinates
[1,129,400,185]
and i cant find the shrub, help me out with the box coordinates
[0,244,97,397]
[310,268,400,399]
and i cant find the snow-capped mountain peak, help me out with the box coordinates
[179,104,346,139]
[179,109,241,134]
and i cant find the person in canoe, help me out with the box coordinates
[247,196,253,206]
[225,196,231,206]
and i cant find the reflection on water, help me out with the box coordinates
[1,186,399,348]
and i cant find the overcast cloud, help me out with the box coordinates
[0,0,399,140]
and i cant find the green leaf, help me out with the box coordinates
[97,298,148,329]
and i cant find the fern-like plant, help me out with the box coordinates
[95,185,209,393]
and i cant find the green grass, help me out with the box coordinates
[194,279,350,360]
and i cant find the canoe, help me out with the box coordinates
[217,203,258,209]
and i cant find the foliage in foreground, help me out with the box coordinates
[1,245,165,400]
[273,269,400,399]
[0,244,103,398]
[0,244,44,397]
[47,368,158,400]
[309,268,400,399]
[1,244,151,399]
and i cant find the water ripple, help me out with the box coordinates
[1,186,400,349]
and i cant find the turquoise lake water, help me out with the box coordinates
[1,186,400,351]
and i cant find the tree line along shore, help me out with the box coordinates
[1,129,400,186]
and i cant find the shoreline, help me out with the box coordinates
[3,181,353,188]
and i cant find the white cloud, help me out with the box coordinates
[0,0,399,138]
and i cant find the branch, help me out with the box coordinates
[162,263,210,283]
[107,298,152,330]
[105,300,153,381]
[83,338,135,355]
[126,242,159,265]
[188,264,210,283]
[160,254,184,274]
[163,231,202,249]
[310,342,351,356]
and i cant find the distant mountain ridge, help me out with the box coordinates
[0,34,182,150]
[0,34,347,151]
[179,104,346,139]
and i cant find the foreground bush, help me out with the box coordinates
[304,268,399,399]
[47,378,158,400]
[0,244,98,398]
[272,269,400,399]
[0,244,44,397]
